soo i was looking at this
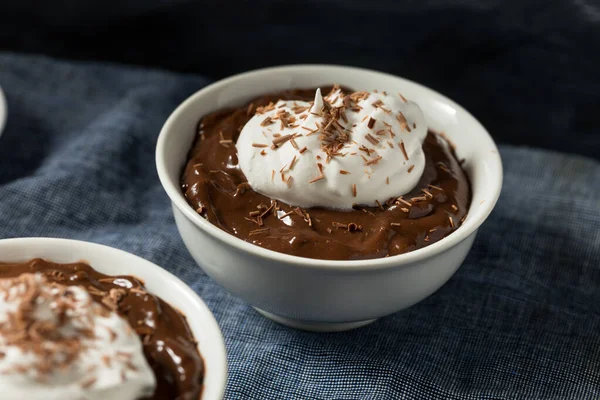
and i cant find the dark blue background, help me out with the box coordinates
[1,0,598,158]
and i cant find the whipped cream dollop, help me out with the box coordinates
[0,273,156,400]
[236,87,427,209]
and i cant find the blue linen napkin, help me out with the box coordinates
[0,53,599,399]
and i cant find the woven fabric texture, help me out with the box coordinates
[0,53,599,399]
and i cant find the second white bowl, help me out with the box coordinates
[0,237,227,399]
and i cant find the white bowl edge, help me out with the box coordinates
[0,85,7,138]
[0,237,228,400]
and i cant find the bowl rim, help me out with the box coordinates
[0,84,7,138]
[156,64,503,271]
[0,237,228,400]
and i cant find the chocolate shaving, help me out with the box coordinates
[279,210,295,219]
[87,286,106,296]
[347,223,362,232]
[244,216,263,226]
[438,164,451,173]
[308,174,325,184]
[101,355,111,367]
[365,134,380,145]
[256,102,276,114]
[108,328,118,342]
[249,228,270,236]
[399,141,409,160]
[80,377,97,389]
[396,112,411,132]
[272,134,293,148]
[367,117,376,129]
[289,155,297,170]
[292,105,309,114]
[366,156,383,166]
[293,207,313,227]
[359,145,375,155]
[411,196,428,202]
[290,137,299,149]
[340,111,348,123]
[397,197,412,207]
[260,117,274,126]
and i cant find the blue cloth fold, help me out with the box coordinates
[0,53,599,399]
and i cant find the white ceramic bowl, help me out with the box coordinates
[0,84,7,137]
[0,238,227,399]
[156,65,503,332]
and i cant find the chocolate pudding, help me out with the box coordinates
[0,259,204,400]
[181,87,470,260]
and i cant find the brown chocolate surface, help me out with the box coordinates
[0,259,204,400]
[181,88,471,260]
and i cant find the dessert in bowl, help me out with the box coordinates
[156,65,503,331]
[181,86,469,259]
[0,238,227,399]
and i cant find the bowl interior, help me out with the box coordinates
[0,238,227,400]
[157,65,502,267]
